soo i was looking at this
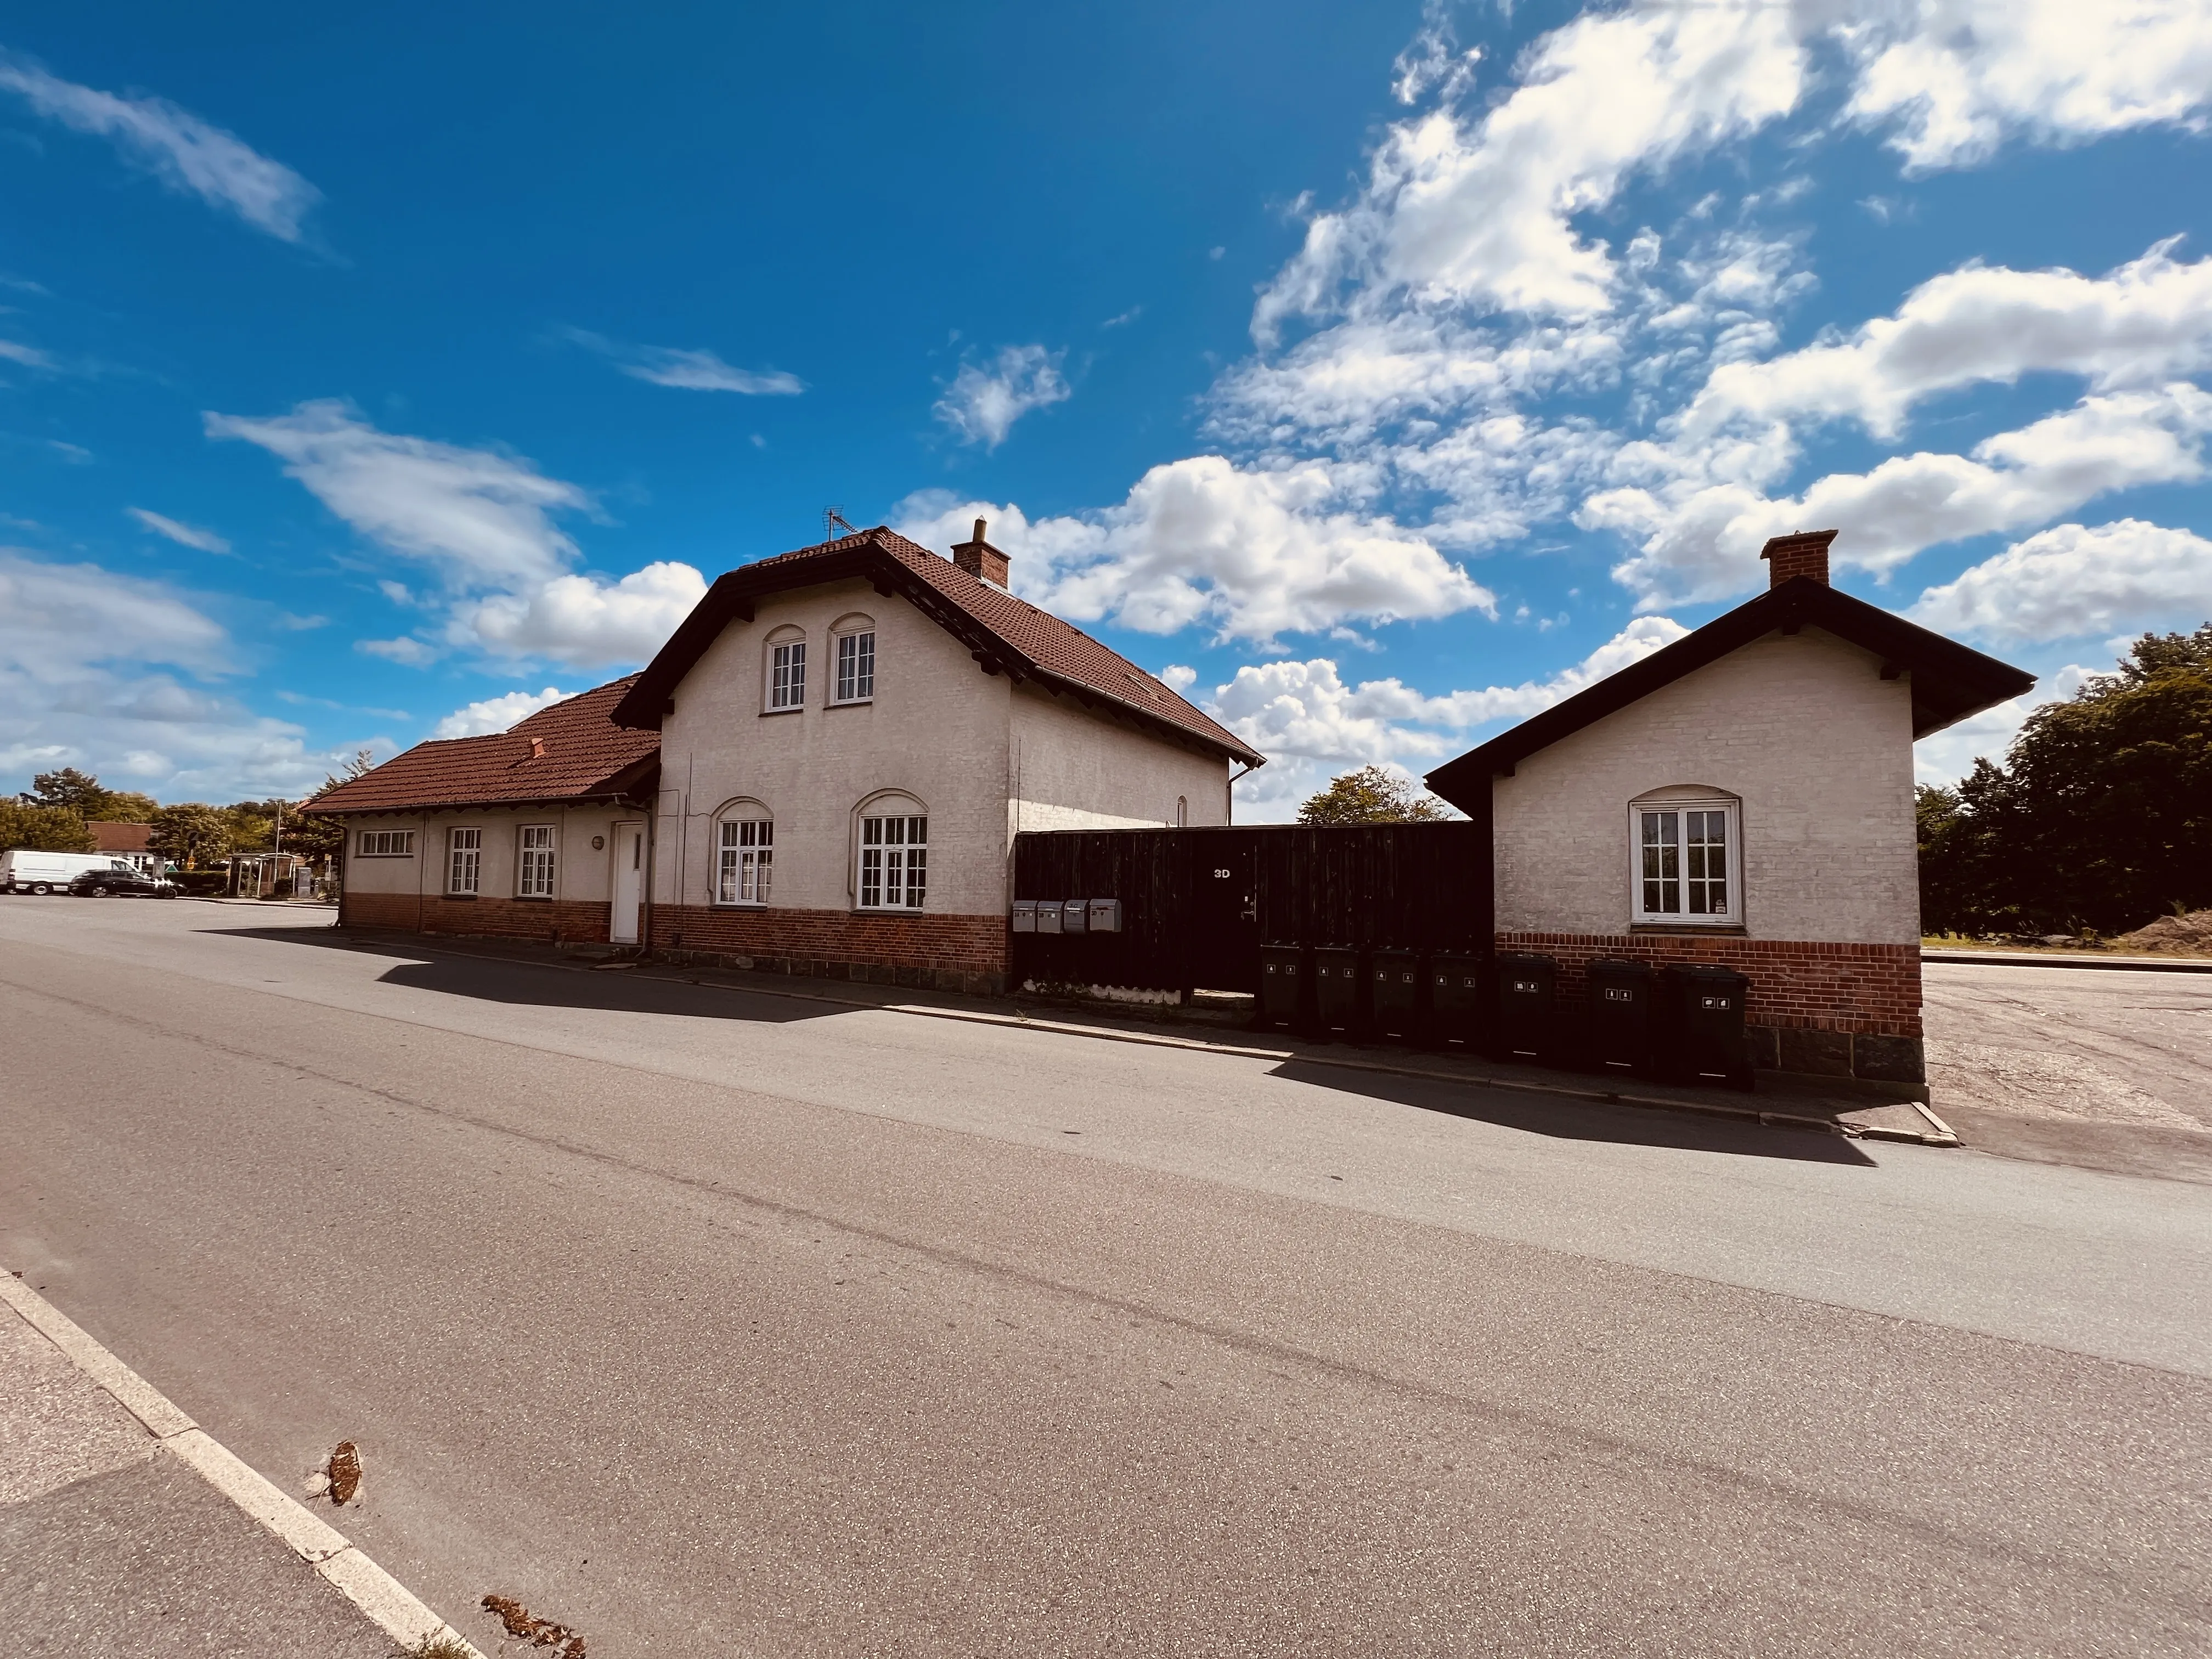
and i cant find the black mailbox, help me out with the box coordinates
[1368,947,1421,1041]
[1658,963,1754,1090]
[1584,958,1658,1076]
[1489,951,1557,1062]
[1310,945,1363,1039]
[1256,943,1307,1031]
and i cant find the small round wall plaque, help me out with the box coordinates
[591,834,606,850]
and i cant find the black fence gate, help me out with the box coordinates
[1010,820,1491,994]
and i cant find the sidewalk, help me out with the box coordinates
[328,924,1955,1148]
[0,1274,476,1658]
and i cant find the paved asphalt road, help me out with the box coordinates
[1,901,2207,1656]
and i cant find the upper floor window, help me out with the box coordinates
[358,829,414,857]
[1630,793,1739,925]
[448,827,482,895]
[518,825,556,898]
[859,812,927,910]
[765,627,806,712]
[716,813,772,905]
[833,619,876,704]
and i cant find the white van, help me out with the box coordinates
[1,850,140,894]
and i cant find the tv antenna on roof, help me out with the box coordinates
[824,506,857,539]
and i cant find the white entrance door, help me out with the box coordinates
[611,822,645,944]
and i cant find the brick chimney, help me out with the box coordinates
[1760,528,1838,586]
[951,517,1009,588]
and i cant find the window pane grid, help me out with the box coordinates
[519,825,555,898]
[836,631,874,702]
[859,814,927,909]
[769,641,806,709]
[448,827,481,895]
[1636,805,1733,921]
[717,818,772,904]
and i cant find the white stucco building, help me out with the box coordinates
[1425,531,2034,1088]
[313,523,1263,991]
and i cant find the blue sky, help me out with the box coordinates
[3,2,2211,819]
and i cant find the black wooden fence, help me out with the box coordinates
[1009,820,1492,994]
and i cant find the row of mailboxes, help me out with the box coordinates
[1254,945,1752,1088]
[1011,898,1124,934]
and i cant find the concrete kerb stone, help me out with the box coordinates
[336,927,1961,1149]
[0,1271,484,1658]
[1923,949,2212,974]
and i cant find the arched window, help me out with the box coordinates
[1628,786,1741,925]
[763,624,806,713]
[1175,795,1188,828]
[830,612,876,705]
[855,791,927,910]
[715,799,773,905]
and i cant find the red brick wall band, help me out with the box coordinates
[652,902,1008,995]
[342,889,612,945]
[1496,931,1921,1037]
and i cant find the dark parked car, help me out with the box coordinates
[69,865,179,899]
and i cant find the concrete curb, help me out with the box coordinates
[337,928,1958,1150]
[1924,950,2212,974]
[0,1271,483,1658]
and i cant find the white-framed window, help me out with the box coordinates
[765,628,806,712]
[858,813,927,910]
[358,829,414,857]
[716,816,772,905]
[448,827,482,895]
[518,825,556,898]
[1630,796,1740,924]
[833,627,875,704]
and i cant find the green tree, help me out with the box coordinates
[148,803,233,868]
[0,802,96,853]
[1297,765,1452,826]
[1923,624,2212,933]
[19,768,158,822]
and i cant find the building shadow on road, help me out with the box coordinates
[1269,1059,1877,1165]
[205,926,848,1027]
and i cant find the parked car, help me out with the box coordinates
[67,864,179,899]
[1,850,148,894]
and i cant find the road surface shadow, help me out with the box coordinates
[1272,1059,1877,1165]
[210,927,846,1026]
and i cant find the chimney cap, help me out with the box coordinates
[1760,528,1839,561]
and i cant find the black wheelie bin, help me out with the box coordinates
[1658,962,1754,1089]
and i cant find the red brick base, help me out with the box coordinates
[341,889,612,945]
[651,903,1008,995]
[1497,930,1925,1087]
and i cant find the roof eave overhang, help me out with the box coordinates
[1423,579,2034,812]
[1026,667,1266,766]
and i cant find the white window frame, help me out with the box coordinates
[448,826,482,895]
[1628,797,1740,926]
[765,633,807,712]
[357,829,414,857]
[518,824,556,899]
[716,816,773,906]
[832,627,876,704]
[857,812,927,911]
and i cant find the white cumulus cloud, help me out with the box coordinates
[456,562,708,668]
[1843,0,2212,173]
[896,461,1494,645]
[431,686,571,740]
[1911,518,2212,642]
[0,50,320,241]
[933,345,1071,449]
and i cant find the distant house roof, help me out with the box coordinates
[610,527,1266,766]
[89,821,151,853]
[308,678,661,815]
[1424,576,2035,811]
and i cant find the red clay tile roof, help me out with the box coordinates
[89,821,153,853]
[612,528,1265,765]
[308,676,661,815]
